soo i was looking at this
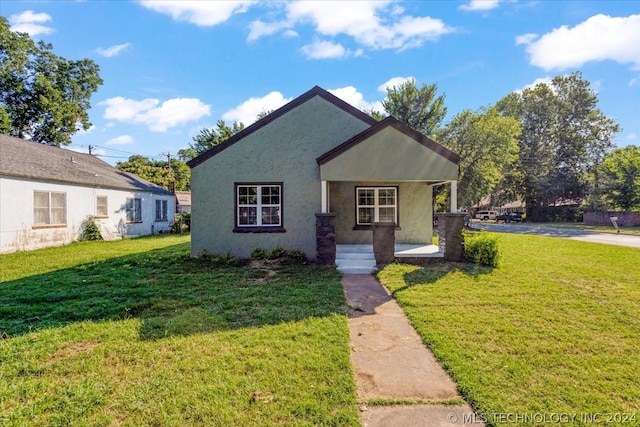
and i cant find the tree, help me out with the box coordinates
[116,155,190,191]
[382,79,447,136]
[437,107,521,208]
[597,146,640,210]
[496,72,620,219]
[178,120,245,161]
[0,17,103,146]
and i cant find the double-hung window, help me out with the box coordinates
[155,199,168,221]
[96,196,108,217]
[33,191,67,227]
[126,198,142,223]
[235,183,283,231]
[356,187,397,225]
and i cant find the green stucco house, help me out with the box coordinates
[187,86,460,262]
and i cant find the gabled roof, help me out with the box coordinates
[187,86,379,169]
[175,191,191,206]
[0,134,173,195]
[317,116,461,165]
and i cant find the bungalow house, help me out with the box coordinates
[0,134,175,253]
[187,86,460,265]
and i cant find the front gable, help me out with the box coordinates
[317,117,460,182]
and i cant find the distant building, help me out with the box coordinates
[0,134,175,253]
[175,191,191,213]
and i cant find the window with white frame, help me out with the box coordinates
[356,187,397,225]
[34,191,67,226]
[96,196,108,217]
[155,199,168,221]
[236,184,282,229]
[126,198,142,223]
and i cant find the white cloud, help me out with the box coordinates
[301,40,350,59]
[518,14,640,71]
[9,10,53,36]
[96,43,131,58]
[515,33,537,45]
[222,91,292,125]
[459,0,501,11]
[516,77,553,93]
[250,1,453,53]
[629,77,639,87]
[100,96,211,132]
[138,0,256,26]
[377,76,415,93]
[328,86,383,114]
[626,132,637,141]
[107,135,134,145]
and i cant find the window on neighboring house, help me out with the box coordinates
[96,196,108,217]
[235,183,284,232]
[33,191,67,226]
[126,198,142,223]
[155,199,168,221]
[356,187,398,225]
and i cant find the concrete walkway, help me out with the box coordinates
[343,274,482,426]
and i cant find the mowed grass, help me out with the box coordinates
[0,235,359,426]
[378,233,640,426]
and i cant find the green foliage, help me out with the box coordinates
[80,216,103,241]
[437,107,521,208]
[178,120,245,161]
[496,72,620,218]
[597,145,640,210]
[170,212,191,233]
[0,105,10,134]
[382,78,447,137]
[0,17,103,146]
[116,155,190,191]
[267,247,287,260]
[251,247,268,260]
[462,231,500,267]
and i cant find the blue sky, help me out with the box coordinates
[4,0,640,165]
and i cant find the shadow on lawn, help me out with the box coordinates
[0,244,346,340]
[392,262,495,295]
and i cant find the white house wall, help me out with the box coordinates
[0,176,174,254]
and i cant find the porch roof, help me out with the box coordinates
[316,117,460,182]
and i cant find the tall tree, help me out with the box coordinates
[116,155,190,191]
[496,72,620,219]
[382,79,447,136]
[597,146,640,210]
[437,107,521,208]
[0,17,103,146]
[178,120,245,161]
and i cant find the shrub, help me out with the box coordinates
[170,212,191,234]
[80,216,103,241]
[267,247,286,260]
[463,231,500,267]
[251,247,267,260]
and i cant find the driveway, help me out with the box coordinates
[471,222,640,249]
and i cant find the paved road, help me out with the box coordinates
[470,222,640,249]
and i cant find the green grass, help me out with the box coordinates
[0,235,359,426]
[378,234,640,427]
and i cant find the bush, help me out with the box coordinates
[80,216,103,241]
[251,247,267,260]
[170,212,191,234]
[251,247,307,264]
[463,231,500,267]
[267,247,286,260]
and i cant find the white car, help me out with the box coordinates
[475,210,498,221]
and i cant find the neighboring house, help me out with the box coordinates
[187,86,460,260]
[0,134,175,254]
[175,191,191,213]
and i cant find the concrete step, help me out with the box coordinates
[336,251,376,260]
[336,258,377,275]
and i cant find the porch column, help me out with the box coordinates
[315,213,336,264]
[450,180,458,213]
[321,180,328,213]
[372,222,395,265]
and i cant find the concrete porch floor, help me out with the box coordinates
[336,244,443,274]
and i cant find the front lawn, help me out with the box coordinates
[0,235,359,426]
[378,233,640,426]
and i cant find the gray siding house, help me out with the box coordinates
[187,86,460,260]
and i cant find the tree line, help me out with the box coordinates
[2,18,637,212]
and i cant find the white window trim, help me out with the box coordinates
[236,183,283,229]
[356,187,398,225]
[126,198,142,223]
[96,195,108,218]
[33,191,67,227]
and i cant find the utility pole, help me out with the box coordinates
[88,145,94,155]
[163,152,175,193]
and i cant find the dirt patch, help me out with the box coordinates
[250,260,278,283]
[50,342,100,362]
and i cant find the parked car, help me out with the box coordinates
[496,212,523,223]
[475,210,498,221]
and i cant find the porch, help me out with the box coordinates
[336,244,443,274]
